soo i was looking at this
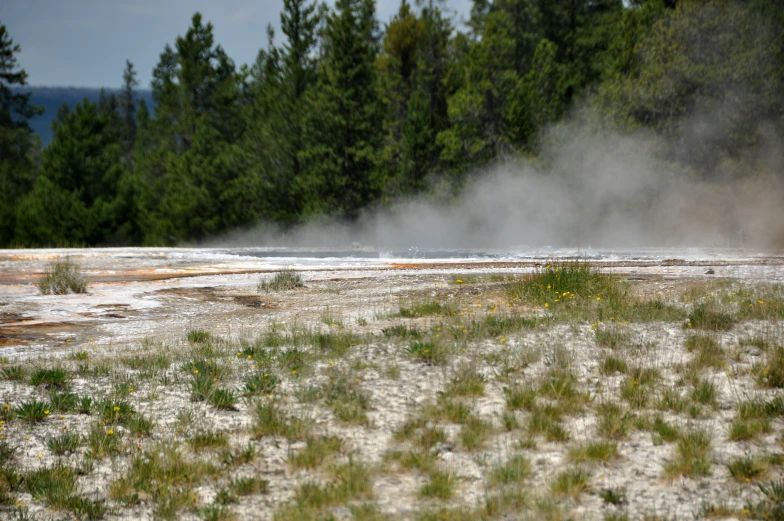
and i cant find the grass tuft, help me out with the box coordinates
[258,268,304,292]
[38,259,88,295]
[664,429,712,478]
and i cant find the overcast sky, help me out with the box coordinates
[1,0,470,89]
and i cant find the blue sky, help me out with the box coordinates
[1,0,470,89]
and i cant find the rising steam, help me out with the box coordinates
[213,109,784,251]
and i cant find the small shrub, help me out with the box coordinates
[258,269,304,292]
[38,259,88,295]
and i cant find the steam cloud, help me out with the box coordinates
[214,113,784,251]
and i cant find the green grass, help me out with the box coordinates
[24,464,78,509]
[86,423,122,459]
[382,325,424,340]
[568,441,618,464]
[243,372,279,396]
[728,400,775,441]
[289,435,343,469]
[507,262,623,304]
[596,403,631,440]
[446,363,485,397]
[489,455,531,486]
[408,339,450,365]
[398,299,454,318]
[38,259,88,295]
[687,303,735,331]
[258,268,304,292]
[275,459,374,520]
[14,400,50,422]
[209,388,238,410]
[504,384,537,411]
[664,429,712,478]
[727,456,768,482]
[690,378,718,407]
[527,405,569,442]
[47,433,81,455]
[420,471,455,499]
[311,330,361,357]
[110,443,220,520]
[29,367,70,388]
[188,430,229,452]
[187,330,213,344]
[322,371,372,425]
[0,365,26,382]
[753,347,784,388]
[48,390,78,412]
[685,335,726,370]
[620,366,659,408]
[595,327,630,349]
[550,468,590,500]
[460,415,493,451]
[252,400,311,440]
[599,356,628,375]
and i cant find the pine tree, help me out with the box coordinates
[437,9,519,175]
[135,12,244,243]
[238,0,321,225]
[120,60,139,170]
[15,98,126,245]
[302,0,383,218]
[0,22,43,246]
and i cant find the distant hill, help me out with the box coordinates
[22,86,154,146]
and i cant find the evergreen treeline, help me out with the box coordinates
[2,0,783,247]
